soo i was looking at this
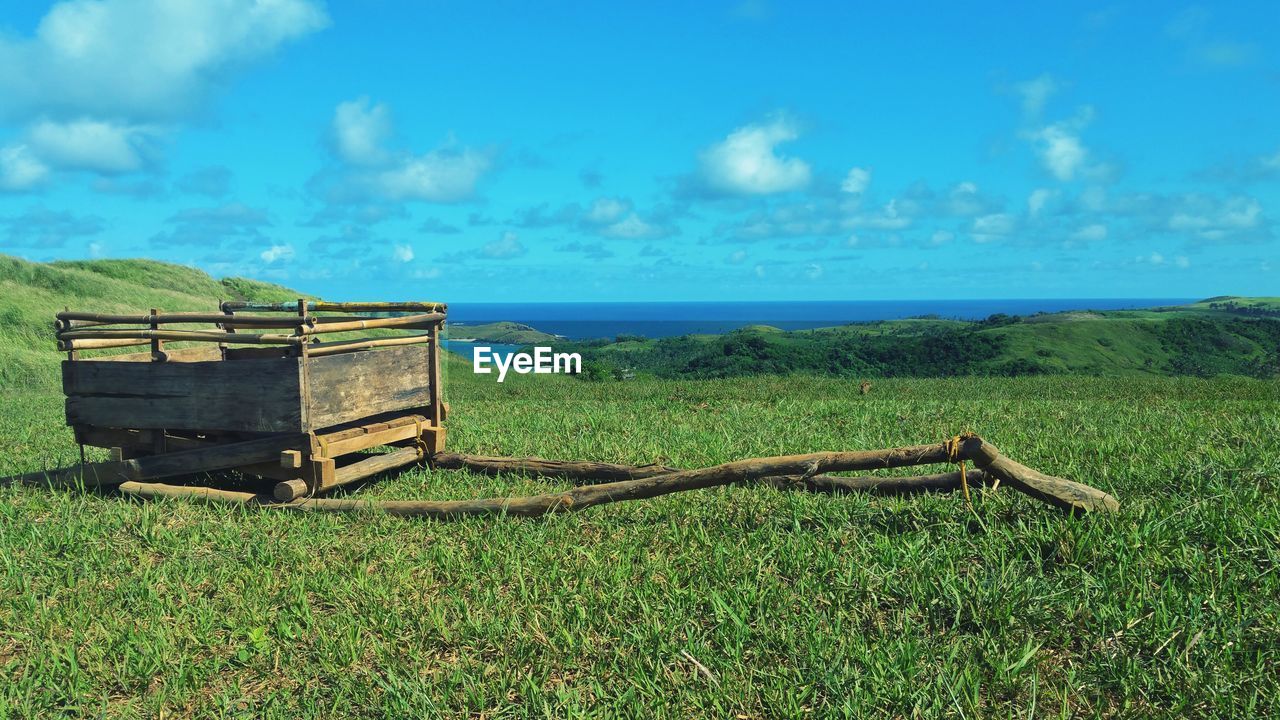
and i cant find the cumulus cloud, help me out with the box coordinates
[0,0,329,122]
[0,144,50,191]
[507,196,677,240]
[1027,188,1055,218]
[312,98,495,206]
[972,213,1017,243]
[0,0,327,188]
[26,119,158,174]
[1168,196,1263,242]
[392,243,414,262]
[698,116,811,195]
[840,167,871,194]
[1031,120,1088,181]
[260,244,295,263]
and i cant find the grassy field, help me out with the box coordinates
[1,257,1278,717]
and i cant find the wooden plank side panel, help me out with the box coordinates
[305,346,431,430]
[63,357,304,432]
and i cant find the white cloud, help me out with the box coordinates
[1169,197,1262,241]
[930,230,954,245]
[0,144,50,191]
[804,263,823,279]
[1070,223,1108,242]
[260,244,295,263]
[753,264,766,278]
[319,100,494,205]
[482,231,525,259]
[27,118,156,174]
[392,243,414,262]
[699,116,811,195]
[0,0,328,122]
[0,0,326,189]
[972,213,1017,242]
[333,97,392,166]
[1032,123,1087,181]
[1014,73,1058,116]
[727,250,747,264]
[840,167,871,194]
[1175,256,1191,268]
[373,146,492,202]
[1027,188,1054,218]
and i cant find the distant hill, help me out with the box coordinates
[449,321,557,344]
[554,299,1280,380]
[0,255,308,389]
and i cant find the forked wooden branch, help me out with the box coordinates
[6,435,1118,517]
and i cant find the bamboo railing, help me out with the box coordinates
[55,300,447,359]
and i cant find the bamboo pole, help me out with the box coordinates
[305,334,434,357]
[220,300,447,313]
[55,311,314,328]
[301,313,445,335]
[56,328,304,345]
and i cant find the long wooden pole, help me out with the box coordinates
[301,313,445,335]
[56,312,315,328]
[56,328,304,345]
[221,301,447,313]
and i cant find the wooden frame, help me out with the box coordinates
[41,299,447,500]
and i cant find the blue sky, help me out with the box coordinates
[1,1,1277,302]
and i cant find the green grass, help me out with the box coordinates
[0,258,1277,717]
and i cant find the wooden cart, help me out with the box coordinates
[42,300,446,501]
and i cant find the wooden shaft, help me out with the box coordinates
[57,338,150,351]
[763,469,992,495]
[433,453,680,481]
[306,334,433,357]
[958,436,1119,514]
[56,328,304,345]
[220,300,447,313]
[301,313,445,335]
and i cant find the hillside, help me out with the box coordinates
[558,303,1280,380]
[0,255,306,388]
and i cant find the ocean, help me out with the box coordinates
[440,298,1194,359]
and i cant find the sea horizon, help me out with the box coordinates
[442,297,1197,348]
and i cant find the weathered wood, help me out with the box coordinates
[433,453,992,495]
[2,434,304,488]
[280,450,303,468]
[305,345,432,429]
[763,469,992,495]
[958,435,1119,514]
[57,338,150,351]
[317,415,432,457]
[302,313,445,335]
[63,356,304,432]
[94,346,224,363]
[273,447,424,501]
[307,334,432,357]
[432,453,680,481]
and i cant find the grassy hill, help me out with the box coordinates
[558,303,1280,380]
[449,320,558,344]
[0,257,1277,716]
[0,255,306,389]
